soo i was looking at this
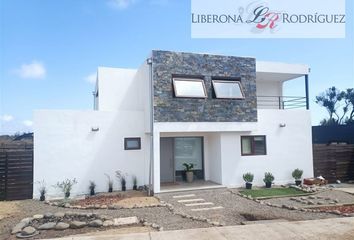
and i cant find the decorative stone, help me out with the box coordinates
[20,217,33,224]
[33,214,44,219]
[22,226,36,236]
[88,219,103,227]
[308,196,316,199]
[55,222,70,230]
[12,222,28,234]
[103,220,114,227]
[54,212,65,218]
[151,223,159,228]
[317,201,325,205]
[70,221,86,229]
[64,203,71,208]
[38,222,56,230]
[334,199,339,203]
[113,217,139,226]
[307,201,315,205]
[44,213,53,218]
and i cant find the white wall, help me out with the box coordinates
[220,109,313,187]
[34,110,149,198]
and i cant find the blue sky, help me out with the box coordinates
[0,0,353,134]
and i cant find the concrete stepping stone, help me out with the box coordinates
[185,202,214,207]
[172,194,196,198]
[191,206,224,211]
[178,198,205,203]
[113,216,139,226]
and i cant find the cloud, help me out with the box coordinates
[85,72,97,84]
[22,120,33,127]
[14,61,46,79]
[0,114,14,122]
[107,0,137,9]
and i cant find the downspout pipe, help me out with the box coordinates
[147,57,154,196]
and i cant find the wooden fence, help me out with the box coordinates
[0,144,33,200]
[313,144,354,183]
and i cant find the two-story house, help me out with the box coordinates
[34,50,313,197]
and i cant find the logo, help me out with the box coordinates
[191,0,346,38]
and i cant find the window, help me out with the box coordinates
[241,136,266,156]
[173,78,207,98]
[124,138,141,150]
[212,80,244,99]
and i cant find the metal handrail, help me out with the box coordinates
[257,96,307,109]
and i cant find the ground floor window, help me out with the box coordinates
[241,135,266,156]
[124,137,141,150]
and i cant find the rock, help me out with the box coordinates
[86,213,93,218]
[334,199,339,203]
[325,197,331,201]
[70,221,86,229]
[113,217,139,226]
[44,213,53,218]
[33,214,44,219]
[22,226,36,236]
[158,226,164,231]
[290,197,297,201]
[101,205,108,209]
[309,196,316,199]
[317,201,325,205]
[329,201,336,205]
[300,197,307,200]
[54,212,65,218]
[103,220,114,227]
[99,215,113,220]
[20,217,33,224]
[55,222,70,230]
[64,203,70,208]
[11,222,28,234]
[151,223,159,228]
[307,200,315,205]
[316,196,323,199]
[38,222,56,230]
[88,219,103,227]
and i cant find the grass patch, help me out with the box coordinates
[239,188,306,198]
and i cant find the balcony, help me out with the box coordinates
[257,96,307,110]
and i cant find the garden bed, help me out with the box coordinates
[311,204,354,214]
[239,188,307,199]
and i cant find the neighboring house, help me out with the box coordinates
[34,50,313,197]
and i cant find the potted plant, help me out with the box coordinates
[292,168,303,186]
[132,175,138,190]
[242,172,254,189]
[89,181,96,196]
[116,170,127,191]
[263,172,274,188]
[55,178,78,199]
[37,180,46,201]
[105,173,113,192]
[183,163,194,183]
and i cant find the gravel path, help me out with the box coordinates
[158,188,341,226]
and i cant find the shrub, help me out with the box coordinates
[116,170,127,191]
[263,172,274,184]
[104,173,113,192]
[89,181,96,195]
[292,168,304,180]
[183,163,194,172]
[242,172,254,183]
[55,178,77,199]
[36,180,46,201]
[132,175,138,190]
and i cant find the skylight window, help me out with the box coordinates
[173,78,207,98]
[212,80,244,99]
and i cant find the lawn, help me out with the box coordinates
[239,188,307,198]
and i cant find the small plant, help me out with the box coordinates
[132,175,138,190]
[104,173,113,192]
[292,168,304,186]
[36,180,47,201]
[89,181,96,196]
[242,172,254,189]
[116,170,127,191]
[55,178,77,199]
[183,163,194,183]
[263,172,274,188]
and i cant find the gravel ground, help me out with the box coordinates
[265,189,354,208]
[158,188,341,226]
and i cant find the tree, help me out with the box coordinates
[316,87,354,126]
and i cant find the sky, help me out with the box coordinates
[0,0,353,134]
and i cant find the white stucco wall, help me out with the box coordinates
[34,110,149,198]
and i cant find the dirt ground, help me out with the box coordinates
[0,201,20,221]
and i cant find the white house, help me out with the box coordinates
[34,50,313,198]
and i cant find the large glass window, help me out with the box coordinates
[212,80,244,99]
[174,137,203,171]
[173,78,207,98]
[241,136,266,156]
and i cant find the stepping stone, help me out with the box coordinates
[22,226,36,236]
[113,216,139,226]
[70,221,86,229]
[241,219,288,225]
[33,214,44,219]
[172,194,196,199]
[38,222,56,230]
[55,222,70,230]
[191,206,224,211]
[178,198,205,203]
[88,219,103,227]
[185,202,214,207]
[54,212,65,218]
[44,213,53,218]
[103,220,114,227]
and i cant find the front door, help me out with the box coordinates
[160,138,174,183]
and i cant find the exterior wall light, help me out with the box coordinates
[91,127,99,132]
[279,123,286,128]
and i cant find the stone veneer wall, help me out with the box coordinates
[152,50,257,122]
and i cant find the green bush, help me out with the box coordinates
[263,172,274,184]
[242,172,254,183]
[292,168,303,180]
